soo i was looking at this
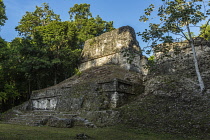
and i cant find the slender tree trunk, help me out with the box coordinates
[2,99,5,112]
[0,99,2,113]
[54,71,57,85]
[187,25,205,94]
[28,79,31,100]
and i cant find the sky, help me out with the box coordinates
[0,0,204,48]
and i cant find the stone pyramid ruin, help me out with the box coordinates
[2,26,210,136]
[3,26,145,127]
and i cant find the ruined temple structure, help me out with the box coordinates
[29,26,144,112]
[4,26,145,127]
[2,26,210,136]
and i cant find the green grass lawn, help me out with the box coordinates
[0,122,202,140]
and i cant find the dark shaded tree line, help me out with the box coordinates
[0,2,114,112]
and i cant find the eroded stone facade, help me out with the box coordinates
[30,77,141,111]
[79,26,143,73]
[31,89,60,110]
[155,37,210,59]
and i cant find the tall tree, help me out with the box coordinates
[69,3,92,20]
[138,0,210,94]
[0,37,21,111]
[34,21,81,84]
[15,3,60,37]
[0,0,7,27]
[69,3,114,48]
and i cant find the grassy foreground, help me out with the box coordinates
[0,122,200,140]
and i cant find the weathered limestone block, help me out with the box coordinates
[55,78,142,111]
[79,26,142,73]
[154,37,210,59]
[31,98,57,110]
[47,116,74,128]
[97,78,136,109]
[75,133,91,139]
[30,89,60,110]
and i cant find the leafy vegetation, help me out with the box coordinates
[0,0,7,26]
[200,22,210,41]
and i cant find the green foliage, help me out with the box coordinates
[69,3,92,20]
[0,37,23,111]
[148,55,155,61]
[138,0,210,49]
[15,3,61,37]
[200,23,210,40]
[145,56,156,70]
[35,21,78,50]
[0,0,7,27]
[140,4,155,22]
[0,83,19,101]
[69,4,114,48]
[74,68,82,76]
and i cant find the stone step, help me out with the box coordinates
[8,110,96,127]
[8,114,49,126]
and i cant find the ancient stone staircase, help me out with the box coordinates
[7,110,96,127]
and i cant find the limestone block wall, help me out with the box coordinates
[79,26,142,73]
[32,98,57,110]
[97,78,134,109]
[28,77,143,111]
[79,52,141,73]
[30,89,61,110]
[155,37,210,59]
[151,39,210,79]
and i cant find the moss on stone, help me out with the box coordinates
[118,94,210,138]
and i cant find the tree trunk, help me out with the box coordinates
[28,79,31,100]
[0,99,2,113]
[54,71,57,85]
[187,25,205,94]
